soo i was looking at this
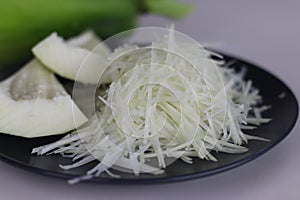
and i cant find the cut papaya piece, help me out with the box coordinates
[0,60,88,138]
[33,32,111,84]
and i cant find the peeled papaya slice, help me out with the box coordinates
[33,31,111,84]
[0,60,88,138]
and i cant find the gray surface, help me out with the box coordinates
[1,1,299,199]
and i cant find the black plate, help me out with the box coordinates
[0,53,298,184]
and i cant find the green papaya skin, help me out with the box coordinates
[0,0,137,67]
[0,0,192,68]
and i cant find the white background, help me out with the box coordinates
[1,1,299,199]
